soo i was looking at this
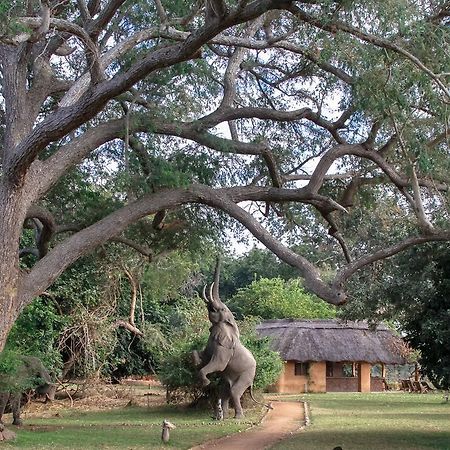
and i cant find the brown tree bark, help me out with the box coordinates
[0,183,29,351]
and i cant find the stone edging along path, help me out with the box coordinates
[190,400,309,450]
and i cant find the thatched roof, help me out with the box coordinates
[256,319,412,365]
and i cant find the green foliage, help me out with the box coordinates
[6,297,65,372]
[0,349,22,391]
[0,0,27,37]
[158,333,209,403]
[229,278,336,320]
[106,323,170,381]
[342,244,450,389]
[0,351,47,393]
[157,296,212,399]
[220,249,296,298]
[239,318,283,390]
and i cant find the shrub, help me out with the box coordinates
[229,278,336,320]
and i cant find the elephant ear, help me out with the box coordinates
[211,324,236,349]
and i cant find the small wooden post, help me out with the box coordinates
[161,419,176,443]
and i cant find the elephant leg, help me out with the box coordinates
[220,381,231,419]
[230,379,250,419]
[0,393,9,424]
[10,394,22,426]
[198,350,230,387]
[192,350,204,367]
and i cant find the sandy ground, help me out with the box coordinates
[190,401,305,450]
[20,381,166,420]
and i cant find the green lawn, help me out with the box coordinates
[2,404,264,449]
[271,393,450,450]
[3,393,449,449]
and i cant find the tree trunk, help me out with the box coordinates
[0,182,27,352]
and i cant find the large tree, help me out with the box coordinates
[0,0,449,351]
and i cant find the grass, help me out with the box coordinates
[271,392,450,450]
[3,392,449,449]
[2,404,264,449]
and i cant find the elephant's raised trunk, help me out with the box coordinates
[212,256,221,301]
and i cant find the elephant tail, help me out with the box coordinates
[248,386,273,410]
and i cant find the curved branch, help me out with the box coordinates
[17,183,344,307]
[87,0,128,38]
[16,181,450,310]
[219,18,263,109]
[333,232,450,288]
[12,17,102,82]
[199,188,347,305]
[23,205,56,258]
[114,320,144,336]
[31,118,126,198]
[110,236,154,259]
[307,144,411,194]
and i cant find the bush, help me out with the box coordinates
[158,334,211,404]
[6,297,65,373]
[239,317,283,390]
[0,350,47,393]
[229,278,336,320]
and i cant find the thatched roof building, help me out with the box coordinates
[256,319,412,393]
[256,319,410,364]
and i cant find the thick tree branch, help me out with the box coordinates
[17,183,344,307]
[198,187,346,305]
[86,0,128,38]
[333,233,450,289]
[7,0,294,184]
[24,204,56,258]
[114,320,144,337]
[154,0,168,24]
[30,118,126,198]
[219,18,263,109]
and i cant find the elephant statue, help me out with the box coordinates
[0,355,55,426]
[192,259,264,419]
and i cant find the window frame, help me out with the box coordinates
[294,361,309,376]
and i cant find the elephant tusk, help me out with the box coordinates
[209,283,215,303]
[202,285,210,303]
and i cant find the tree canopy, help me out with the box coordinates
[0,0,449,351]
[342,243,450,389]
[229,277,336,319]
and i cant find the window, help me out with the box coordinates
[342,363,354,377]
[326,361,334,377]
[294,362,309,376]
[371,364,382,377]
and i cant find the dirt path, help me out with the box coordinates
[190,401,304,450]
